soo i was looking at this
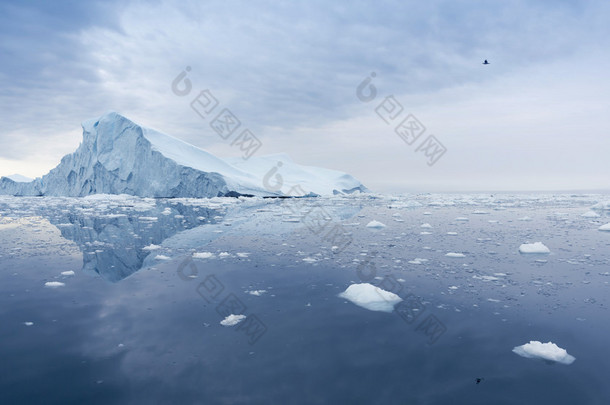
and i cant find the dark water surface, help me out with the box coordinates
[1,194,609,404]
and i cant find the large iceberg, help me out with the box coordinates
[0,112,367,197]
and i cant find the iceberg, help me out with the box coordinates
[599,223,610,232]
[512,341,575,365]
[0,112,367,198]
[338,283,402,312]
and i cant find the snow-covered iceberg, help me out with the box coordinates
[0,112,367,197]
[512,341,575,365]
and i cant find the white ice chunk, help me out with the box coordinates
[445,252,465,258]
[142,244,161,251]
[581,211,600,218]
[154,255,171,260]
[338,283,402,312]
[420,223,432,228]
[193,252,214,259]
[519,242,550,254]
[598,223,610,232]
[220,314,246,326]
[366,220,386,229]
[45,281,65,288]
[61,271,75,276]
[512,341,575,365]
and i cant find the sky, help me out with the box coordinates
[0,0,608,193]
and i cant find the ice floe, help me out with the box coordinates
[519,242,550,254]
[445,252,465,258]
[44,281,65,288]
[220,314,246,326]
[512,341,575,365]
[581,211,600,218]
[338,283,402,312]
[598,223,610,232]
[193,252,214,259]
[61,271,75,276]
[366,220,386,229]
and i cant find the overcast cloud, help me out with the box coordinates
[1,0,608,192]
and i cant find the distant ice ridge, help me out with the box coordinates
[512,341,575,365]
[338,283,402,312]
[519,242,550,254]
[0,112,367,197]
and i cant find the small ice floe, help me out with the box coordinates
[423,212,432,215]
[247,290,267,296]
[420,231,432,235]
[408,258,428,265]
[581,211,600,218]
[446,232,458,236]
[473,210,488,215]
[236,252,250,258]
[193,252,214,259]
[142,244,161,251]
[366,220,386,229]
[455,217,469,222]
[519,242,550,254]
[420,223,432,228]
[24,322,34,326]
[302,257,318,263]
[591,201,610,210]
[220,314,246,326]
[445,252,465,258]
[154,255,171,260]
[218,252,231,258]
[518,216,532,221]
[512,341,575,365]
[598,223,610,232]
[44,281,65,288]
[338,283,402,313]
[448,286,459,290]
[61,271,75,276]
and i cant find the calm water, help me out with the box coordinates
[1,194,609,404]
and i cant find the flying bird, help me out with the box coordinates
[483,60,490,65]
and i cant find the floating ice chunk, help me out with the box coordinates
[473,210,488,214]
[302,257,317,263]
[518,216,533,221]
[236,252,250,258]
[219,252,231,258]
[599,223,610,232]
[581,211,600,218]
[193,252,214,259]
[448,286,459,290]
[248,290,267,296]
[455,217,469,221]
[61,271,75,276]
[24,322,34,326]
[45,281,65,288]
[142,244,161,251]
[420,223,432,228]
[338,283,402,312]
[220,314,246,326]
[512,341,575,365]
[366,220,386,229]
[408,258,428,264]
[446,232,458,235]
[154,255,171,260]
[446,252,465,258]
[420,231,432,235]
[519,242,550,254]
[591,201,610,210]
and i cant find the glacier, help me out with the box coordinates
[0,112,367,197]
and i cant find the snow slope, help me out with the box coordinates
[0,112,367,197]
